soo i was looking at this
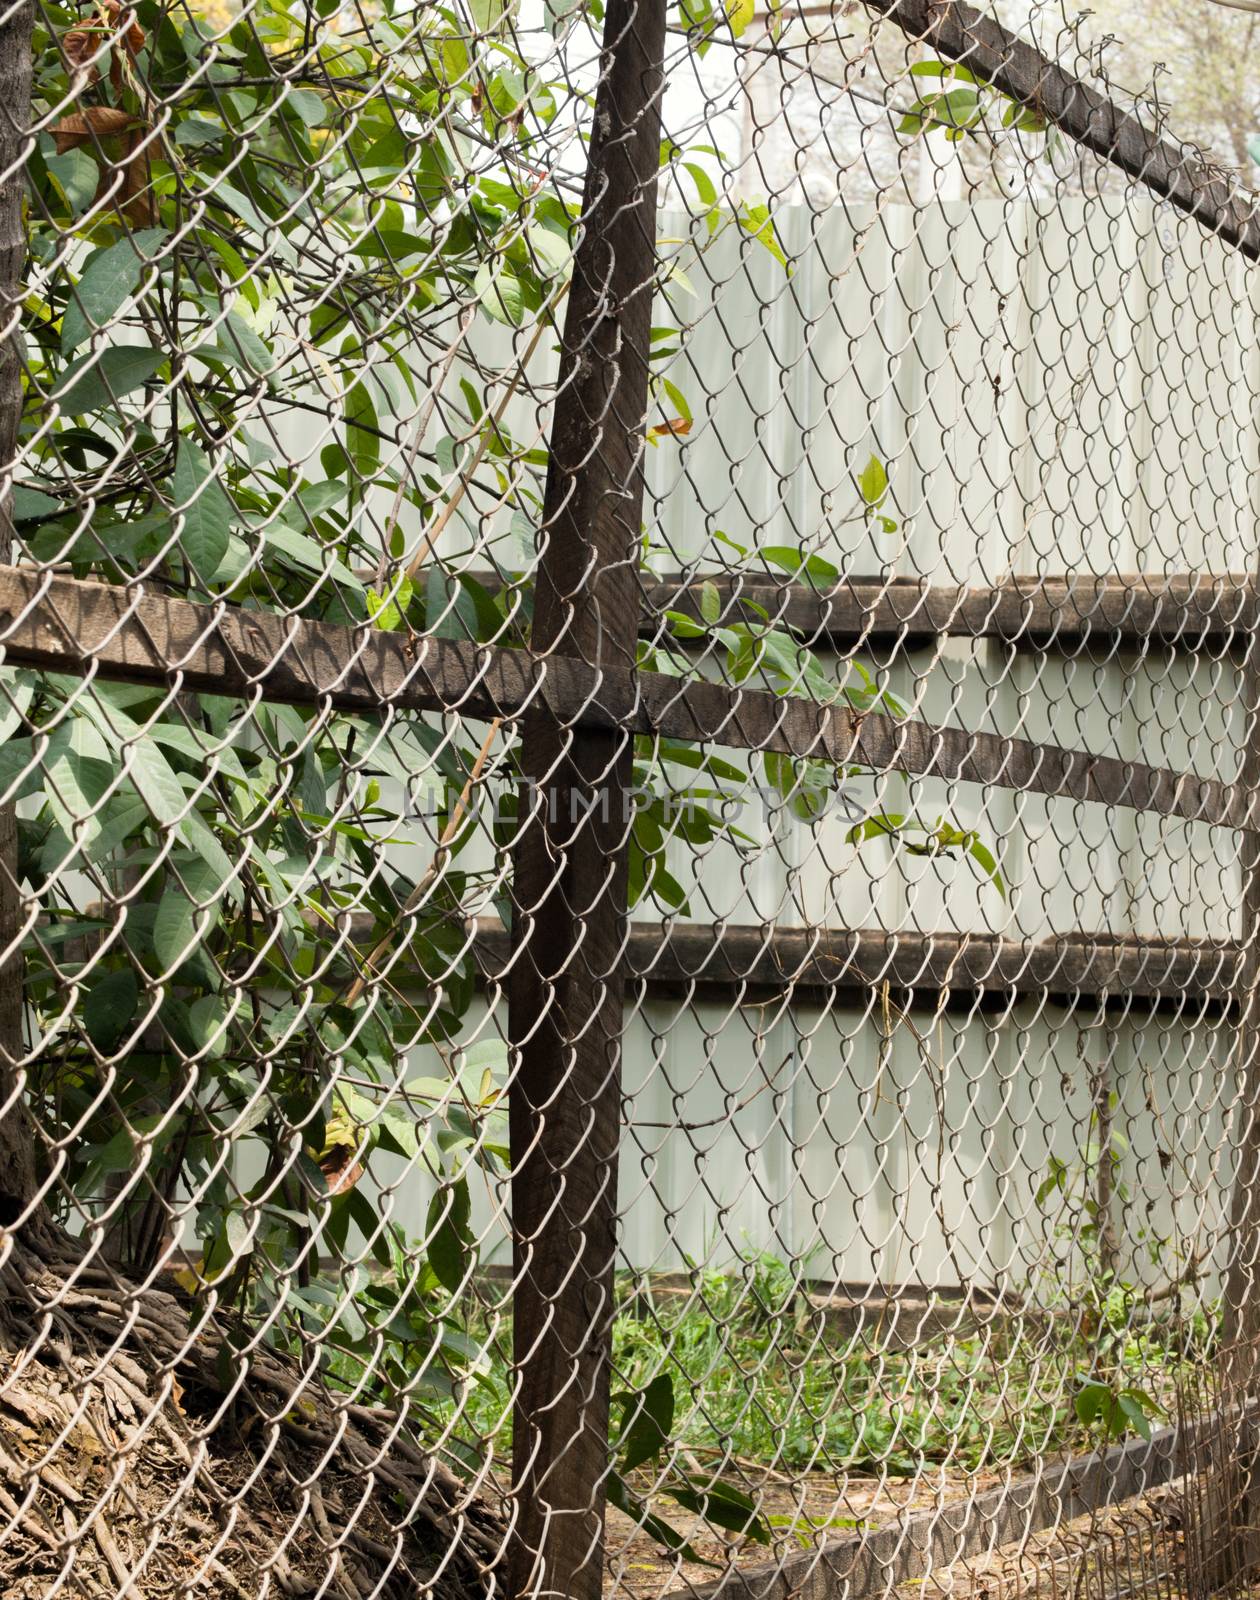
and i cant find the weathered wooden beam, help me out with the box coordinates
[0,566,1254,832]
[473,920,1244,1009]
[326,914,1240,1010]
[502,0,667,1587]
[0,1,37,1227]
[863,0,1260,260]
[666,1411,1246,1600]
[640,573,1260,650]
[1221,466,1260,1592]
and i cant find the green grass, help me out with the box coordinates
[425,1257,1212,1479]
[290,1251,1217,1483]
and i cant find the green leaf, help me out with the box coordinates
[857,454,889,508]
[761,545,839,582]
[666,609,706,639]
[201,311,274,377]
[766,750,834,824]
[683,162,718,208]
[899,87,983,136]
[653,742,746,787]
[61,229,168,353]
[376,1106,420,1160]
[605,1473,712,1565]
[45,713,113,844]
[188,994,228,1057]
[698,580,721,625]
[425,566,482,642]
[966,835,1006,899]
[12,486,62,524]
[1002,100,1049,132]
[51,346,165,416]
[1035,1155,1069,1207]
[172,442,234,581]
[737,201,786,268]
[1118,1394,1153,1441]
[294,480,347,520]
[544,0,581,35]
[473,259,529,325]
[616,1374,675,1473]
[178,812,238,886]
[204,1208,252,1280]
[286,88,327,126]
[470,0,509,31]
[528,223,572,278]
[346,1185,393,1269]
[726,0,754,36]
[84,968,139,1050]
[0,673,33,745]
[1075,1381,1113,1430]
[910,60,988,86]
[367,576,414,631]
[644,859,689,912]
[72,695,190,829]
[46,149,97,216]
[664,1479,773,1542]
[174,116,224,148]
[679,0,716,51]
[261,522,363,590]
[153,893,198,974]
[345,382,381,479]
[426,1178,474,1294]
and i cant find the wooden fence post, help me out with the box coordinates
[1216,643,1260,1588]
[505,0,666,1594]
[1225,651,1260,1361]
[0,0,36,1224]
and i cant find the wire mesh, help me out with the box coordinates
[0,0,1259,1596]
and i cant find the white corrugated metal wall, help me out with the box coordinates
[330,190,1257,1300]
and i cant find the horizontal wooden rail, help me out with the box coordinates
[0,566,1254,832]
[642,573,1260,650]
[864,0,1260,260]
[669,1408,1242,1600]
[470,920,1243,1007]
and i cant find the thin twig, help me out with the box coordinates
[0,1481,59,1551]
[372,303,477,590]
[403,280,569,584]
[344,716,503,1006]
[92,1513,138,1597]
[208,1558,260,1600]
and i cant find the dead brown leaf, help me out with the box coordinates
[52,105,136,152]
[106,1,145,56]
[319,1144,365,1196]
[62,26,102,85]
[120,127,155,224]
[50,110,156,223]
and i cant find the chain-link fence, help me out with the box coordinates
[1,0,1260,1595]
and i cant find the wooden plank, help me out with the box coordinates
[664,1413,1224,1600]
[473,920,1244,1008]
[0,0,37,1223]
[502,0,667,1588]
[330,914,1240,1009]
[640,573,1260,650]
[863,0,1260,261]
[1221,431,1260,1598]
[0,565,1255,833]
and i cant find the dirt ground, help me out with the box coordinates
[603,1469,1215,1600]
[605,1469,1002,1596]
